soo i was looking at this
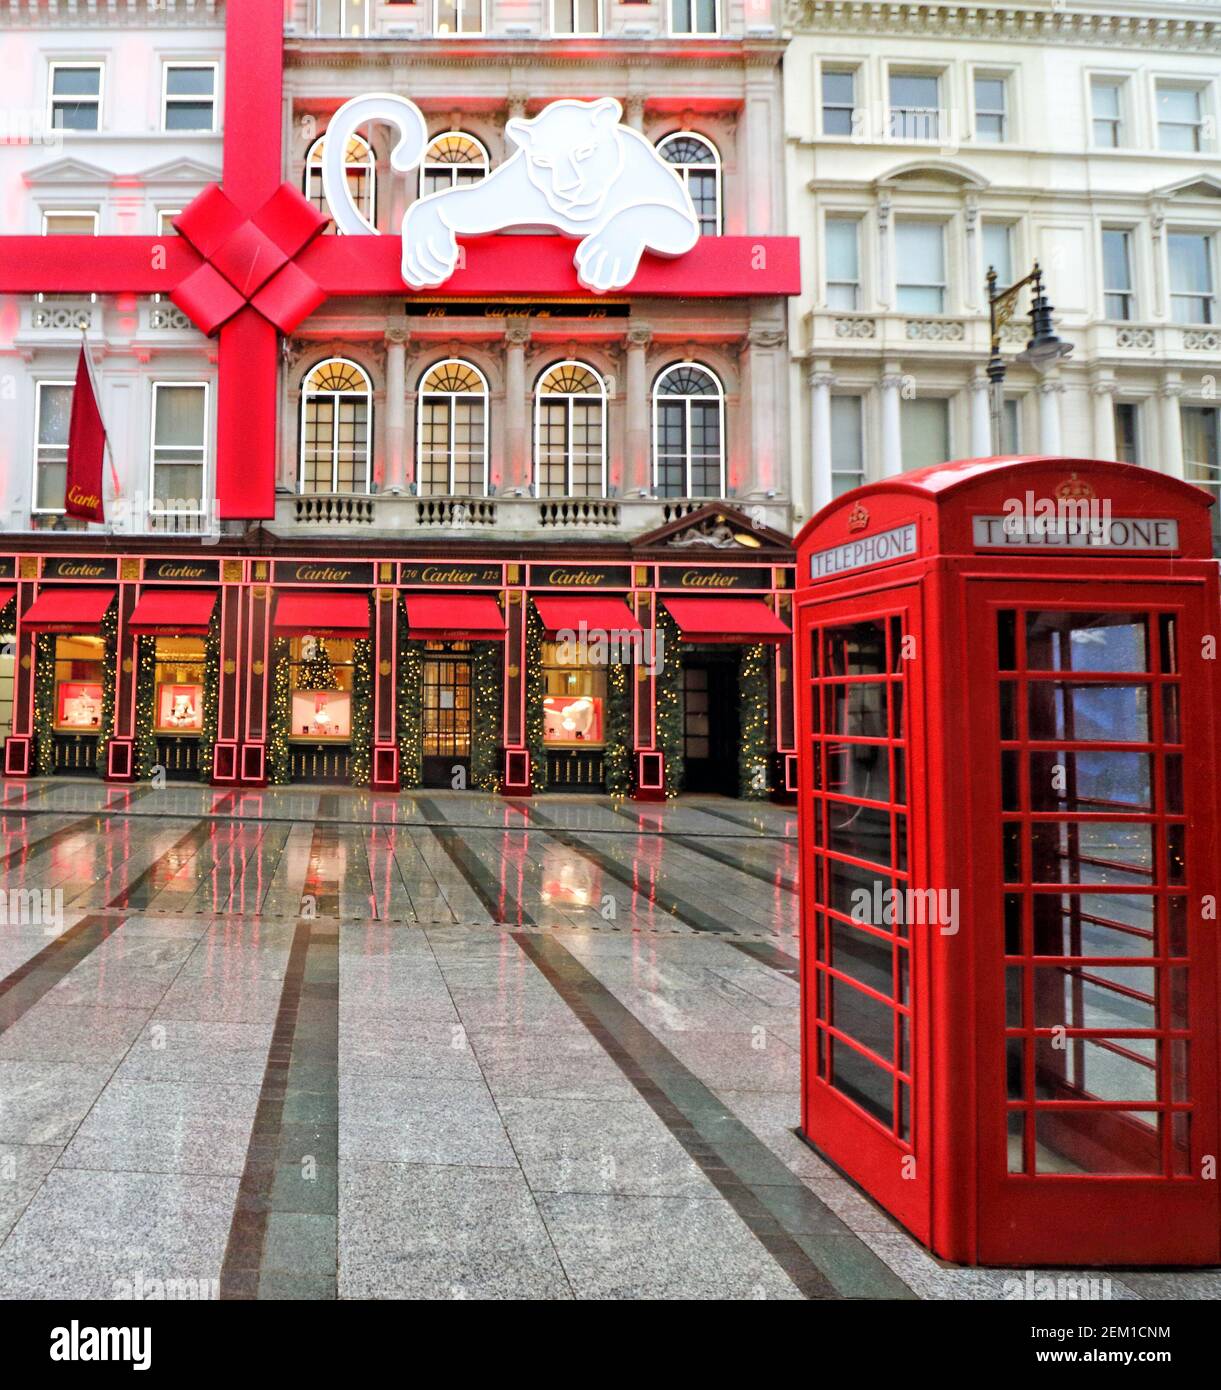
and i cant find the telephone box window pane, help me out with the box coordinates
[1025,612,1148,672]
[1158,614,1178,673]
[1167,897,1188,957]
[829,801,892,867]
[891,682,904,739]
[898,1083,910,1142]
[1165,753,1183,813]
[1000,749,1020,810]
[826,740,889,803]
[827,682,886,737]
[828,859,892,925]
[1034,1111,1160,1176]
[1029,821,1154,886]
[1028,683,1150,743]
[831,921,893,996]
[894,812,908,872]
[1170,968,1189,1031]
[825,620,886,675]
[1007,1038,1026,1099]
[892,747,905,804]
[1032,892,1155,957]
[998,681,1017,739]
[1006,966,1024,1025]
[1171,1041,1190,1102]
[1007,1112,1026,1173]
[1035,1036,1157,1103]
[1029,750,1152,812]
[1004,894,1024,954]
[1034,964,1156,1031]
[1167,825,1187,884]
[830,1038,894,1126]
[1161,686,1181,744]
[997,611,1017,670]
[1003,823,1022,882]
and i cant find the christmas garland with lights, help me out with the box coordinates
[525,603,547,792]
[604,658,632,796]
[737,643,772,801]
[653,606,684,797]
[93,598,119,778]
[0,596,13,635]
[396,602,424,789]
[33,633,55,777]
[133,636,158,779]
[197,614,221,782]
[268,636,291,784]
[350,635,372,786]
[470,640,502,792]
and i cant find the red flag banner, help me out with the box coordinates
[65,344,107,523]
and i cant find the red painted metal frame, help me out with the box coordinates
[0,0,799,521]
[793,456,1221,1267]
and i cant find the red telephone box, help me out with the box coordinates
[793,456,1221,1267]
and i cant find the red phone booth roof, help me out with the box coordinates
[795,455,1217,578]
[128,589,218,636]
[21,587,117,633]
[272,591,370,637]
[405,593,505,640]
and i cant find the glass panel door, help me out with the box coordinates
[422,655,471,787]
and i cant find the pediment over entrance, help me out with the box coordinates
[635,503,792,552]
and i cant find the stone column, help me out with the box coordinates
[623,94,645,134]
[1160,372,1184,477]
[1150,204,1167,321]
[383,324,409,494]
[880,362,904,475]
[503,323,531,494]
[969,366,992,456]
[1038,371,1064,455]
[624,323,652,495]
[807,360,836,514]
[877,193,893,310]
[1091,374,1118,461]
[742,325,787,496]
[963,198,980,312]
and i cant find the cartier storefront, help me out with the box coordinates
[0,507,796,800]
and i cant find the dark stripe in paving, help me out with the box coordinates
[688,802,797,836]
[668,834,798,893]
[414,795,536,926]
[0,812,106,870]
[729,939,801,979]
[605,800,791,843]
[513,932,914,1301]
[0,913,127,1034]
[106,816,221,910]
[515,804,732,935]
[220,818,340,1301]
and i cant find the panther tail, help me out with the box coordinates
[320,93,429,235]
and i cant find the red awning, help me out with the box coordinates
[21,586,116,634]
[533,595,642,638]
[406,594,505,640]
[128,589,217,637]
[273,591,369,637]
[0,588,15,612]
[663,596,790,643]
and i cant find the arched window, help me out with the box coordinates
[653,363,725,498]
[416,359,489,496]
[657,132,721,236]
[420,131,489,198]
[300,358,372,494]
[305,131,375,230]
[534,361,606,498]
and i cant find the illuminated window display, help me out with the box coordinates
[153,636,205,734]
[54,635,105,732]
[290,635,354,741]
[542,640,605,745]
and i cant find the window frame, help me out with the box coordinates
[887,66,945,143]
[668,0,719,38]
[298,357,374,495]
[821,64,859,139]
[415,358,490,498]
[895,217,948,315]
[1114,400,1142,465]
[1089,74,1128,150]
[900,394,953,472]
[651,361,726,500]
[1101,226,1136,322]
[551,0,602,37]
[972,69,1010,144]
[1167,229,1217,325]
[149,380,210,521]
[33,379,76,517]
[982,219,1016,292]
[533,360,608,500]
[434,0,486,35]
[824,213,863,310]
[48,60,104,133]
[656,131,722,237]
[1155,79,1207,155]
[160,61,218,134]
[305,130,377,230]
[829,393,866,497]
[419,130,491,200]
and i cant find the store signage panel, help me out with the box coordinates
[275,561,376,586]
[657,566,772,591]
[399,563,503,588]
[808,524,919,582]
[322,94,701,295]
[42,557,117,582]
[143,559,221,584]
[531,565,633,589]
[971,516,1180,552]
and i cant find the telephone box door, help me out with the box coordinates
[798,584,932,1243]
[966,580,1221,1265]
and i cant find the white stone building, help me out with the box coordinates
[784,0,1221,551]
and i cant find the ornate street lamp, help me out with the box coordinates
[986,261,1073,455]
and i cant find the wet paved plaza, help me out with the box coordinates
[0,780,1216,1300]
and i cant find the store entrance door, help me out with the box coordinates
[682,656,739,795]
[422,654,472,788]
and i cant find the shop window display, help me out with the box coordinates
[541,639,606,747]
[289,635,354,742]
[54,635,105,732]
[153,636,205,734]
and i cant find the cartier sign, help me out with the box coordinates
[144,559,220,583]
[276,561,375,586]
[658,566,771,591]
[533,565,633,589]
[42,557,117,581]
[400,563,502,587]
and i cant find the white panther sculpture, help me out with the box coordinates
[321,94,701,294]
